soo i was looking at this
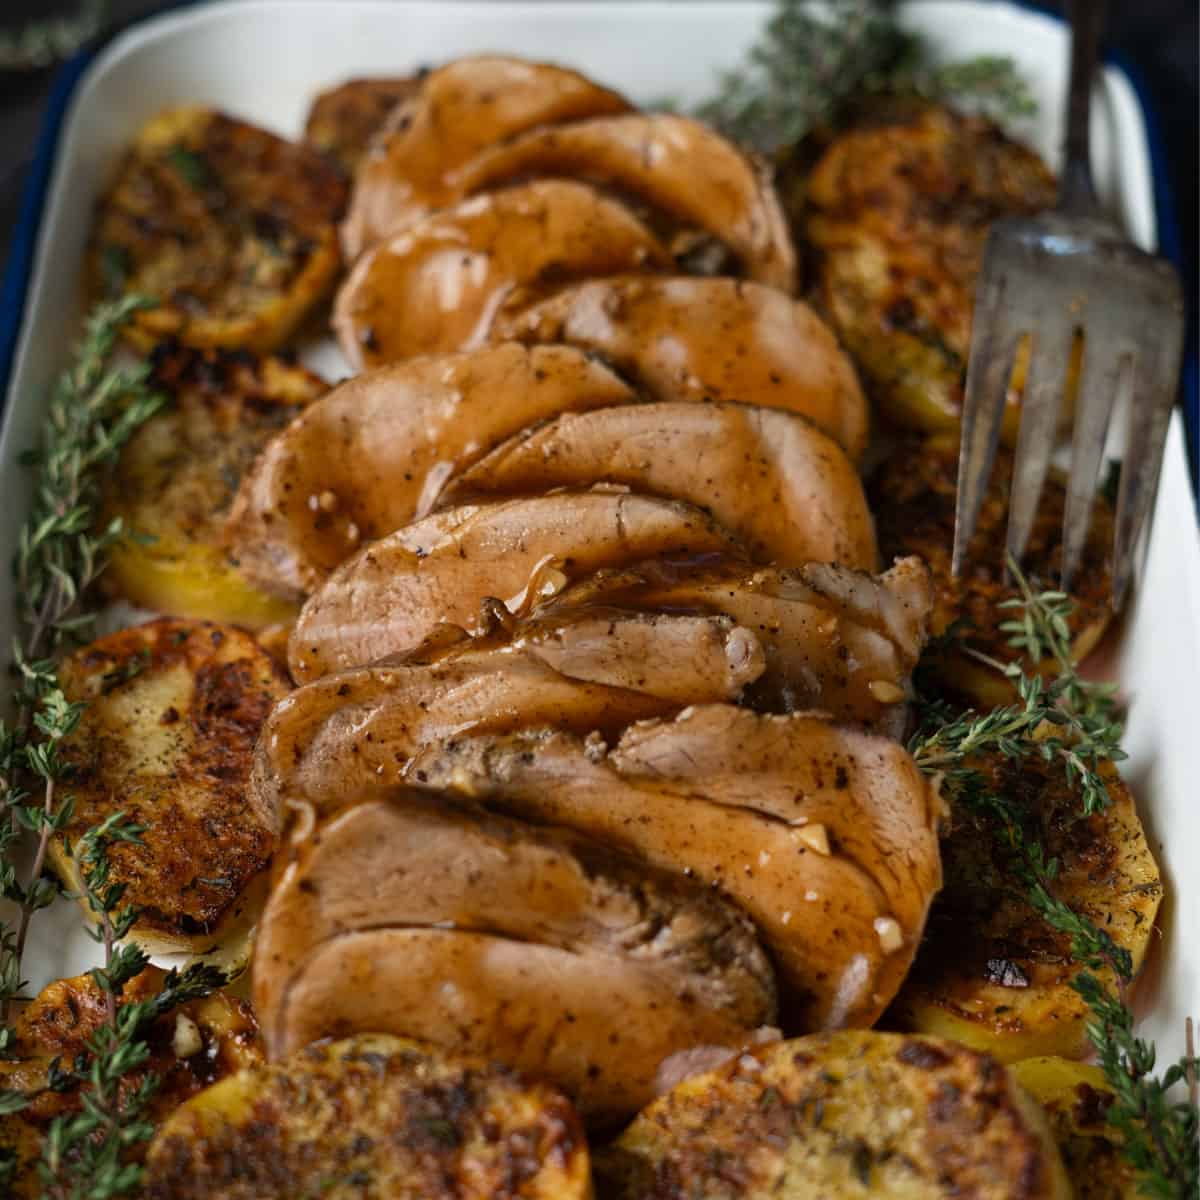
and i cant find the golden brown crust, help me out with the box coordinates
[870,434,1113,707]
[801,103,1057,437]
[103,342,326,626]
[143,1033,591,1199]
[599,1031,1070,1199]
[54,619,291,950]
[303,75,423,174]
[0,967,261,1198]
[89,107,347,351]
[1012,1058,1140,1199]
[890,754,1161,1061]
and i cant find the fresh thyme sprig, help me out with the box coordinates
[0,295,165,1029]
[32,815,225,1198]
[911,555,1198,1196]
[0,817,227,1197]
[694,0,1036,153]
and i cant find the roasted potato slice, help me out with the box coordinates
[288,492,745,679]
[144,1033,590,1198]
[442,401,877,570]
[103,342,325,627]
[801,102,1057,438]
[451,114,796,290]
[598,1031,1070,1199]
[226,343,635,599]
[494,276,867,458]
[334,180,669,369]
[1013,1057,1139,1199]
[0,966,260,1198]
[342,53,632,259]
[54,619,290,957]
[303,75,422,174]
[871,434,1114,708]
[89,107,347,351]
[890,754,1161,1062]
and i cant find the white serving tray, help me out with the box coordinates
[0,0,1195,1061]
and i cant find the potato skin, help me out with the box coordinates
[1013,1058,1140,1200]
[103,342,325,627]
[89,106,346,351]
[870,434,1113,708]
[890,755,1161,1062]
[54,619,291,954]
[801,102,1056,439]
[144,1033,591,1199]
[598,1031,1070,1199]
[0,967,261,1199]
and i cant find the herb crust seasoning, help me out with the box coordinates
[0,967,261,1199]
[598,1031,1071,1199]
[891,753,1161,1062]
[800,102,1057,439]
[870,434,1114,708]
[103,342,326,627]
[51,618,290,958]
[89,107,347,352]
[143,1033,591,1199]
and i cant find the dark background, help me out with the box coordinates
[1,0,1196,442]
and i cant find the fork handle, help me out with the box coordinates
[1060,0,1106,216]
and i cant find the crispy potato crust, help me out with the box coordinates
[103,342,326,627]
[89,106,347,351]
[1013,1057,1140,1199]
[144,1033,591,1199]
[890,754,1161,1061]
[54,619,291,952]
[0,967,260,1198]
[801,103,1057,438]
[303,75,422,174]
[598,1031,1070,1199]
[870,434,1113,707]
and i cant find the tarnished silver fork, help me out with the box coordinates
[952,0,1185,608]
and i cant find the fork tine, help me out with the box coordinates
[952,265,1023,577]
[1112,306,1186,608]
[1060,315,1124,592]
[1005,311,1075,567]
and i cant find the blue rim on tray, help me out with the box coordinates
[0,0,1195,497]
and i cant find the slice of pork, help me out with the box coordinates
[225,343,637,599]
[334,180,668,369]
[404,714,941,1031]
[255,791,777,1063]
[493,276,867,459]
[288,491,745,679]
[538,555,933,725]
[341,55,632,260]
[448,114,796,291]
[253,649,683,836]
[441,402,877,570]
[273,927,773,1125]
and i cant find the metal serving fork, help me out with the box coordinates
[951,0,1185,608]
